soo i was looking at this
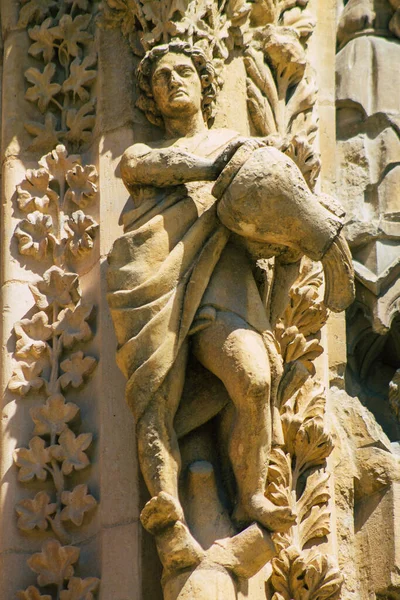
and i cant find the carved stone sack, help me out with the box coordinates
[215,145,343,260]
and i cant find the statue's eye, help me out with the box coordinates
[177,67,193,77]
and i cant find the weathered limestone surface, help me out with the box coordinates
[0,0,399,599]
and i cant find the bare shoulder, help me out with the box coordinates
[122,142,153,163]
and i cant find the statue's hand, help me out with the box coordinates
[212,137,266,176]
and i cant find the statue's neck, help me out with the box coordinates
[164,111,206,139]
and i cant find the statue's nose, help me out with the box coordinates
[170,71,182,88]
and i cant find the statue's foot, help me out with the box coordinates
[233,494,296,533]
[322,231,355,312]
[140,491,184,534]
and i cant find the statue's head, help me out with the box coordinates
[137,41,217,128]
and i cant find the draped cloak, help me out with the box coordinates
[106,129,257,424]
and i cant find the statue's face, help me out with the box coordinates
[151,52,202,119]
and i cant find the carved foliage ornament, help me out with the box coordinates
[101,0,320,189]
[266,260,342,600]
[18,0,98,153]
[11,145,100,598]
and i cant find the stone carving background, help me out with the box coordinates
[1,0,398,598]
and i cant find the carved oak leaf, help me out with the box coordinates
[299,504,330,547]
[61,484,97,526]
[263,26,306,87]
[14,436,51,482]
[281,7,316,37]
[17,0,57,29]
[286,75,317,129]
[25,113,62,153]
[17,169,58,213]
[294,419,333,476]
[54,303,93,348]
[65,102,96,146]
[28,17,57,63]
[60,577,100,600]
[14,211,53,261]
[29,267,81,310]
[271,546,306,600]
[39,144,81,185]
[30,394,79,436]
[50,429,92,475]
[62,55,97,102]
[16,491,56,531]
[8,361,44,396]
[14,311,52,359]
[50,14,92,61]
[59,351,97,389]
[65,211,99,258]
[16,587,52,600]
[27,539,80,587]
[304,553,343,600]
[25,63,62,114]
[65,164,98,208]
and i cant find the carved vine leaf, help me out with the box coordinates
[28,18,57,63]
[39,144,81,186]
[65,211,99,258]
[16,587,52,600]
[28,539,80,587]
[59,351,97,389]
[25,113,62,152]
[16,491,56,531]
[15,311,53,359]
[17,169,58,213]
[61,483,97,526]
[30,394,79,436]
[65,164,98,208]
[22,1,97,152]
[62,55,97,102]
[15,211,53,260]
[14,437,51,482]
[54,303,93,348]
[65,101,96,146]
[30,267,81,310]
[60,577,100,600]
[17,0,57,29]
[102,0,253,60]
[50,429,92,475]
[9,361,45,396]
[25,63,62,113]
[49,14,92,65]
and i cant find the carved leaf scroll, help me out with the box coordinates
[12,141,100,596]
[266,257,343,599]
[20,0,97,152]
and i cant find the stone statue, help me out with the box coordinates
[107,40,354,592]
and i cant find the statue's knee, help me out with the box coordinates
[235,369,270,404]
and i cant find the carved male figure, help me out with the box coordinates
[107,42,354,535]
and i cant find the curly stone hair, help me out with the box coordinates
[136,41,217,128]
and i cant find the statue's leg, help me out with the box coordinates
[136,343,188,508]
[192,310,295,533]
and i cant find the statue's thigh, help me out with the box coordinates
[191,310,270,401]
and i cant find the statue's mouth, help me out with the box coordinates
[169,89,187,99]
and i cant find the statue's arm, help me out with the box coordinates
[120,143,221,189]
